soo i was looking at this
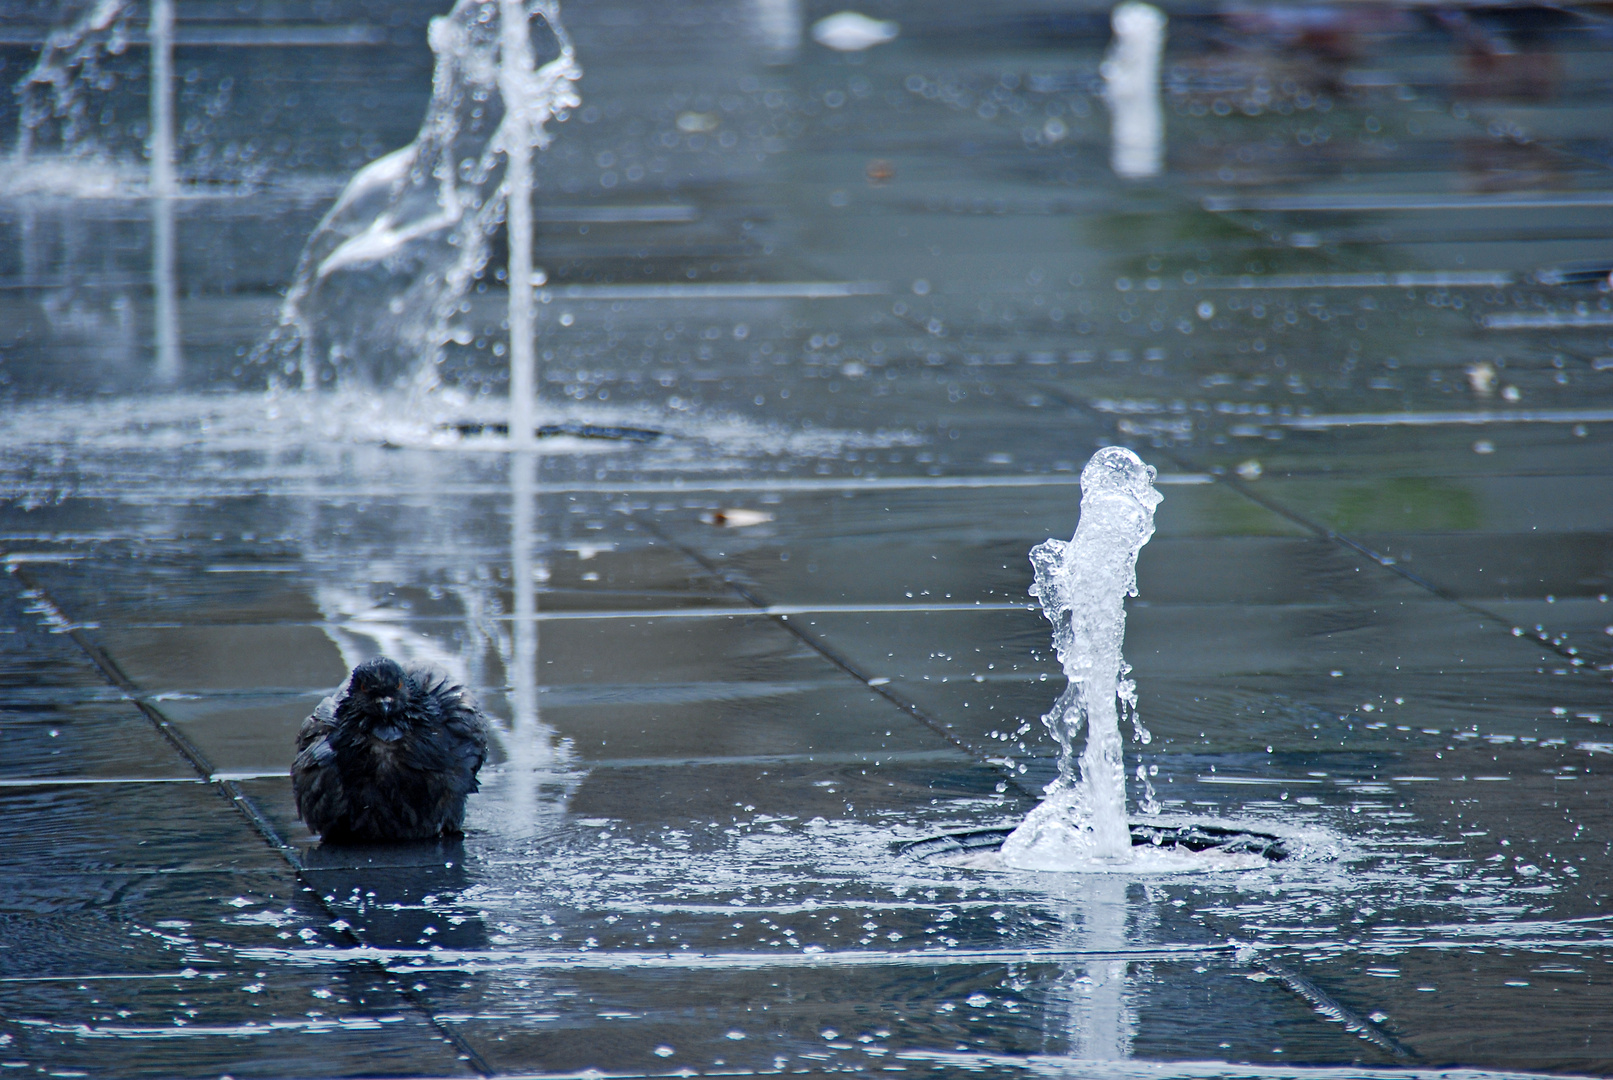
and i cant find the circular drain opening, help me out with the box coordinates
[442,420,663,442]
[901,822,1289,863]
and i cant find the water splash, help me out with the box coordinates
[1000,447,1163,870]
[266,0,581,392]
[4,0,146,198]
[12,0,131,164]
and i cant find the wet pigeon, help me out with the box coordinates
[293,657,489,842]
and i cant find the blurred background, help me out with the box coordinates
[2,0,1610,435]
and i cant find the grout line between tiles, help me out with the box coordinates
[630,516,1037,798]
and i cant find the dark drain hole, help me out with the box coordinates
[901,823,1289,863]
[444,421,663,443]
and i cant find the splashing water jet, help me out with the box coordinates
[269,0,580,396]
[1000,446,1162,870]
[12,0,130,171]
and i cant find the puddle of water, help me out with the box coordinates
[4,0,1613,1074]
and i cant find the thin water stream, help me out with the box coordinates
[148,0,178,383]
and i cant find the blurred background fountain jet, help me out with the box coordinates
[9,0,180,381]
[10,0,133,183]
[751,0,803,64]
[1102,1,1166,179]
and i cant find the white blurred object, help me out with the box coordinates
[811,11,898,51]
[1101,2,1166,179]
[753,0,802,61]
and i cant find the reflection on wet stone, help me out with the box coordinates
[4,0,1613,1074]
[301,838,488,953]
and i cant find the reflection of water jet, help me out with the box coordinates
[1065,876,1132,1060]
[506,446,543,829]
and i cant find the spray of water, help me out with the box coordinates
[13,0,130,162]
[1000,446,1163,870]
[264,0,580,393]
[4,0,150,199]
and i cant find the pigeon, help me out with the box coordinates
[292,657,489,842]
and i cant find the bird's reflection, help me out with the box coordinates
[302,836,487,952]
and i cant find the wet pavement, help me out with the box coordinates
[3,0,1613,1076]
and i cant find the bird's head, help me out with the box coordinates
[347,657,410,724]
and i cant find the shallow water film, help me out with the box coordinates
[3,0,1613,1077]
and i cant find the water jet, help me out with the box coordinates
[909,447,1293,873]
[1000,445,1162,870]
[271,0,580,396]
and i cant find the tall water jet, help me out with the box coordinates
[500,0,536,445]
[500,0,541,826]
[269,0,580,393]
[1000,446,1162,870]
[1102,2,1166,180]
[148,0,181,383]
